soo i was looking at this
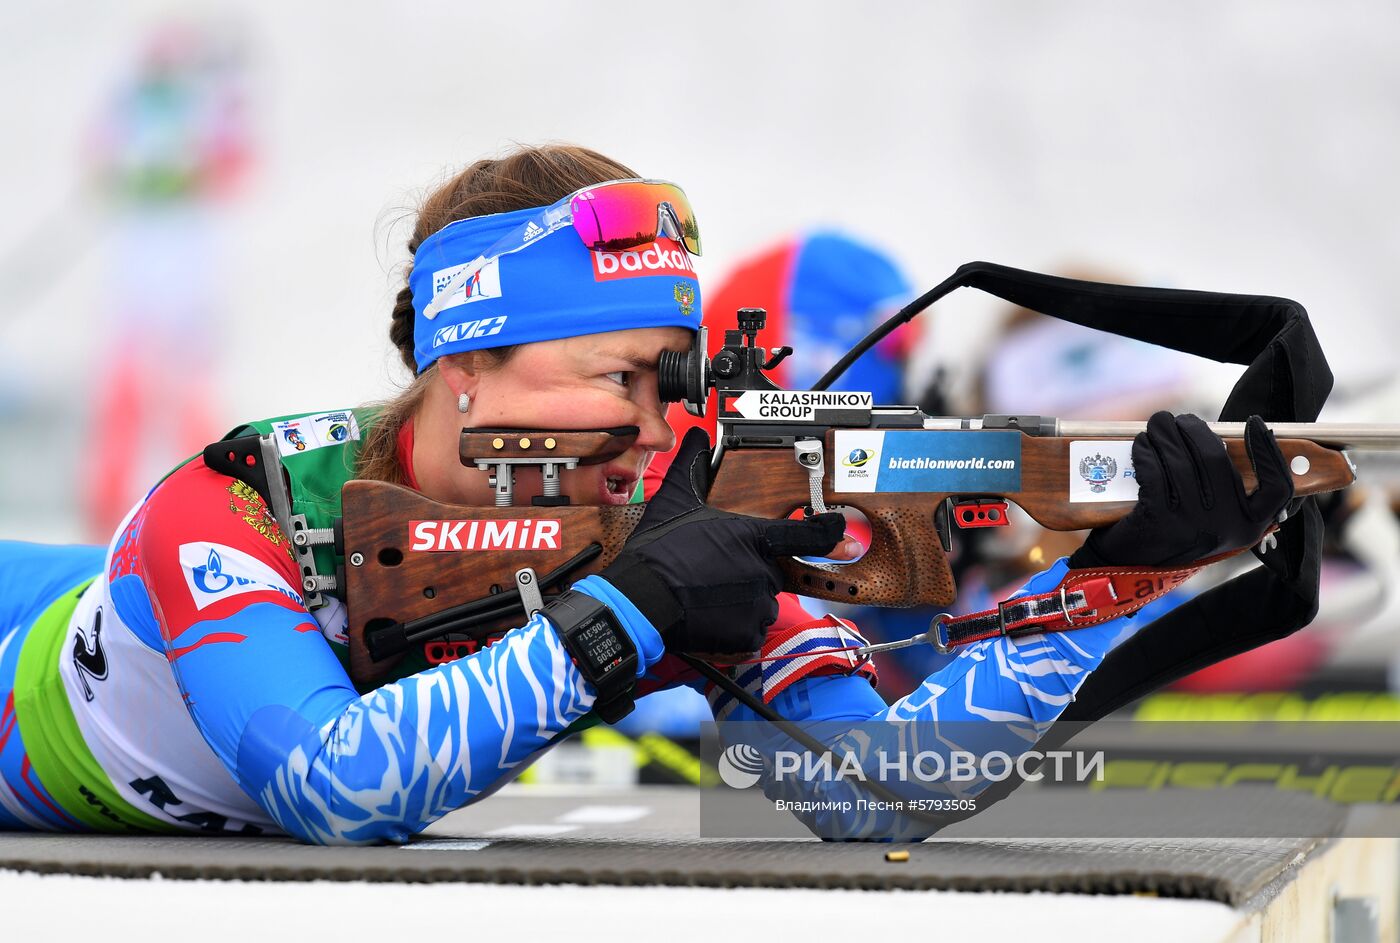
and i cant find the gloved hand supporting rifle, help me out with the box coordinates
[1069,411,1293,569]
[601,427,847,656]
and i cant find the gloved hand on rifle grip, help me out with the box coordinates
[601,427,846,655]
[1069,412,1294,570]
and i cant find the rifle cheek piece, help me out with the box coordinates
[458,427,641,507]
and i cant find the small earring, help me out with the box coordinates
[457,393,471,414]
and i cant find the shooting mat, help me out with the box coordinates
[0,786,1343,906]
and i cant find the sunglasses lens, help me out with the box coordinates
[655,183,702,257]
[570,182,702,257]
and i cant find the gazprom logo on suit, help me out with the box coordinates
[178,542,305,610]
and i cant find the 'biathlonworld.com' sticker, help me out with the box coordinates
[832,431,1022,493]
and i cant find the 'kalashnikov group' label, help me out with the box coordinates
[731,390,873,421]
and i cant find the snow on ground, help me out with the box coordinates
[0,869,1243,942]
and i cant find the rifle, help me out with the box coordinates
[329,262,1400,685]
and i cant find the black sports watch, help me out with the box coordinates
[541,590,638,723]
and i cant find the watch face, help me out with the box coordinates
[575,614,627,673]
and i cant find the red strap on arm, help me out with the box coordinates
[930,543,1262,653]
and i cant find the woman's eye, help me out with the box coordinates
[605,371,631,387]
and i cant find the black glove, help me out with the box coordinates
[601,428,845,655]
[1069,412,1293,569]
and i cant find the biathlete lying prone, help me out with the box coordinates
[0,144,1291,843]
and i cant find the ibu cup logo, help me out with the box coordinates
[717,743,764,789]
[843,448,875,468]
[1078,453,1119,494]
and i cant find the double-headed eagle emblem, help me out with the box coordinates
[1078,452,1119,493]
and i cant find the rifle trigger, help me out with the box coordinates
[934,499,953,553]
[515,567,545,618]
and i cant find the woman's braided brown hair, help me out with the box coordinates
[356,145,639,484]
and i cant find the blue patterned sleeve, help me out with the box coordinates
[716,558,1128,840]
[176,576,658,845]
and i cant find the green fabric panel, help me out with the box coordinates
[13,580,178,834]
[226,408,378,680]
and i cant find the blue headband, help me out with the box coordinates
[410,204,701,373]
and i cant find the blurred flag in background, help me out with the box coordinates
[81,18,253,538]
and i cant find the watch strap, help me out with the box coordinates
[542,589,638,723]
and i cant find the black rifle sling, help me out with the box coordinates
[862,262,1334,834]
[951,262,1331,719]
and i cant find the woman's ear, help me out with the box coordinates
[435,353,480,399]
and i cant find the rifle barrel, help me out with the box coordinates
[1052,420,1400,450]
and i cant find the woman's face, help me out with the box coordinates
[434,326,694,507]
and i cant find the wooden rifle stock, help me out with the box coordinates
[340,431,1354,682]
